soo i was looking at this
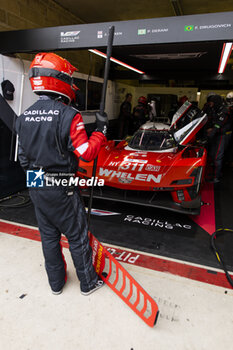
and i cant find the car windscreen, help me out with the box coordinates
[128,130,176,150]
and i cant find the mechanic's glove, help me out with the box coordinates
[95,112,109,136]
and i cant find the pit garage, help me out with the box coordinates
[0,2,233,349]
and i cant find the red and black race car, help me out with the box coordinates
[78,102,208,215]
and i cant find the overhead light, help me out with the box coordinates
[131,52,207,60]
[88,49,145,74]
[218,42,233,74]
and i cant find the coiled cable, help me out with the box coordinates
[211,228,233,288]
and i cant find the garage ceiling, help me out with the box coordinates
[54,0,233,23]
[108,41,225,85]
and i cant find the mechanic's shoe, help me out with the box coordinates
[51,281,66,295]
[80,278,104,296]
[52,289,63,295]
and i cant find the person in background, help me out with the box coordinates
[118,93,132,139]
[178,95,188,107]
[148,100,157,122]
[72,89,85,111]
[224,92,233,167]
[200,92,216,141]
[168,98,179,124]
[206,94,232,183]
[202,92,216,119]
[132,96,148,132]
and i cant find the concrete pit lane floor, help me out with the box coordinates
[1,226,233,350]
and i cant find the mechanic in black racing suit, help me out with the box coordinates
[118,93,132,139]
[207,94,233,183]
[15,52,108,296]
[198,92,216,142]
[224,91,233,167]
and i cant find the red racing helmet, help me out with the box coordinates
[226,91,233,106]
[29,52,78,102]
[138,96,147,105]
[178,95,188,106]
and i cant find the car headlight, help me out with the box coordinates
[171,179,193,185]
[190,167,203,187]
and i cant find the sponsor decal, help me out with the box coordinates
[124,215,192,230]
[184,25,194,32]
[60,30,80,43]
[24,109,59,115]
[32,79,42,86]
[92,239,98,266]
[145,164,161,172]
[109,161,146,171]
[108,161,120,166]
[23,108,60,122]
[96,244,103,273]
[124,158,148,163]
[186,108,198,119]
[99,167,162,184]
[130,152,147,157]
[25,116,53,122]
[118,178,133,184]
[34,86,44,90]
